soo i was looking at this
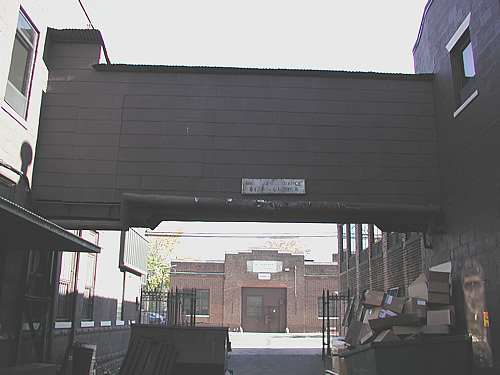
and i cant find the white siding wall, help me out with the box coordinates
[0,0,48,184]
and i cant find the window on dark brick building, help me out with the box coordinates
[183,289,210,316]
[318,297,339,318]
[361,224,370,250]
[350,224,356,253]
[446,13,478,117]
[452,29,476,104]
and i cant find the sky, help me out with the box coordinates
[45,0,429,73]
[44,0,429,261]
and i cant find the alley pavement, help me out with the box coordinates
[227,332,327,375]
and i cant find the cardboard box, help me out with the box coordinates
[369,312,421,332]
[382,295,406,314]
[408,274,450,304]
[363,307,383,324]
[346,321,374,347]
[428,271,450,293]
[422,325,450,335]
[428,270,450,283]
[392,325,422,336]
[404,298,427,319]
[362,290,385,307]
[428,292,450,305]
[345,320,363,346]
[427,306,454,325]
[359,325,375,345]
[408,274,428,299]
[373,329,401,343]
[331,347,348,375]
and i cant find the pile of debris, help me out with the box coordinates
[345,269,453,347]
[328,269,475,375]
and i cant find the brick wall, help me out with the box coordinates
[170,251,339,332]
[340,232,423,299]
[414,2,500,371]
[304,262,339,332]
[170,260,225,326]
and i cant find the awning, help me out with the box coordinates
[0,196,100,253]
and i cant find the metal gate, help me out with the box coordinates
[321,289,350,358]
[140,288,197,326]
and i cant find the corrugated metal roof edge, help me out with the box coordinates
[47,28,103,43]
[47,28,111,64]
[92,63,434,80]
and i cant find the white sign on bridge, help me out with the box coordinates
[242,179,306,195]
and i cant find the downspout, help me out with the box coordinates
[47,251,62,362]
[294,266,297,297]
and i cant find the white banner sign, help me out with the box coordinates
[242,179,306,195]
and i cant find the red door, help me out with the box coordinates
[241,288,286,332]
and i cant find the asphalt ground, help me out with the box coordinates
[227,332,328,375]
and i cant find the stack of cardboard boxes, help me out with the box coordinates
[345,270,454,346]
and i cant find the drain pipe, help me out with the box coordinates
[121,193,441,231]
[294,266,297,297]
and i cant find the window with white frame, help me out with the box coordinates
[361,224,370,250]
[81,231,98,321]
[446,13,478,117]
[5,9,39,118]
[341,224,348,252]
[57,252,77,321]
[350,224,356,255]
[373,225,382,243]
[82,253,97,320]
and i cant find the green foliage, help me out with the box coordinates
[263,238,311,256]
[146,230,181,291]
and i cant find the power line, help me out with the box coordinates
[78,0,95,29]
[145,231,337,239]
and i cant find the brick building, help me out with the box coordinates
[170,249,338,333]
[337,223,424,299]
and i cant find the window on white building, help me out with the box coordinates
[57,252,77,321]
[4,9,39,118]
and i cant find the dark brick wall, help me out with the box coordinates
[414,1,500,373]
[340,233,422,298]
[34,39,439,226]
[304,272,339,332]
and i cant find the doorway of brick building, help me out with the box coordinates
[241,287,287,332]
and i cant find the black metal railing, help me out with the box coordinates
[140,288,196,326]
[321,290,349,359]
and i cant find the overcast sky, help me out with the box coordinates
[44,0,429,260]
[46,0,429,73]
